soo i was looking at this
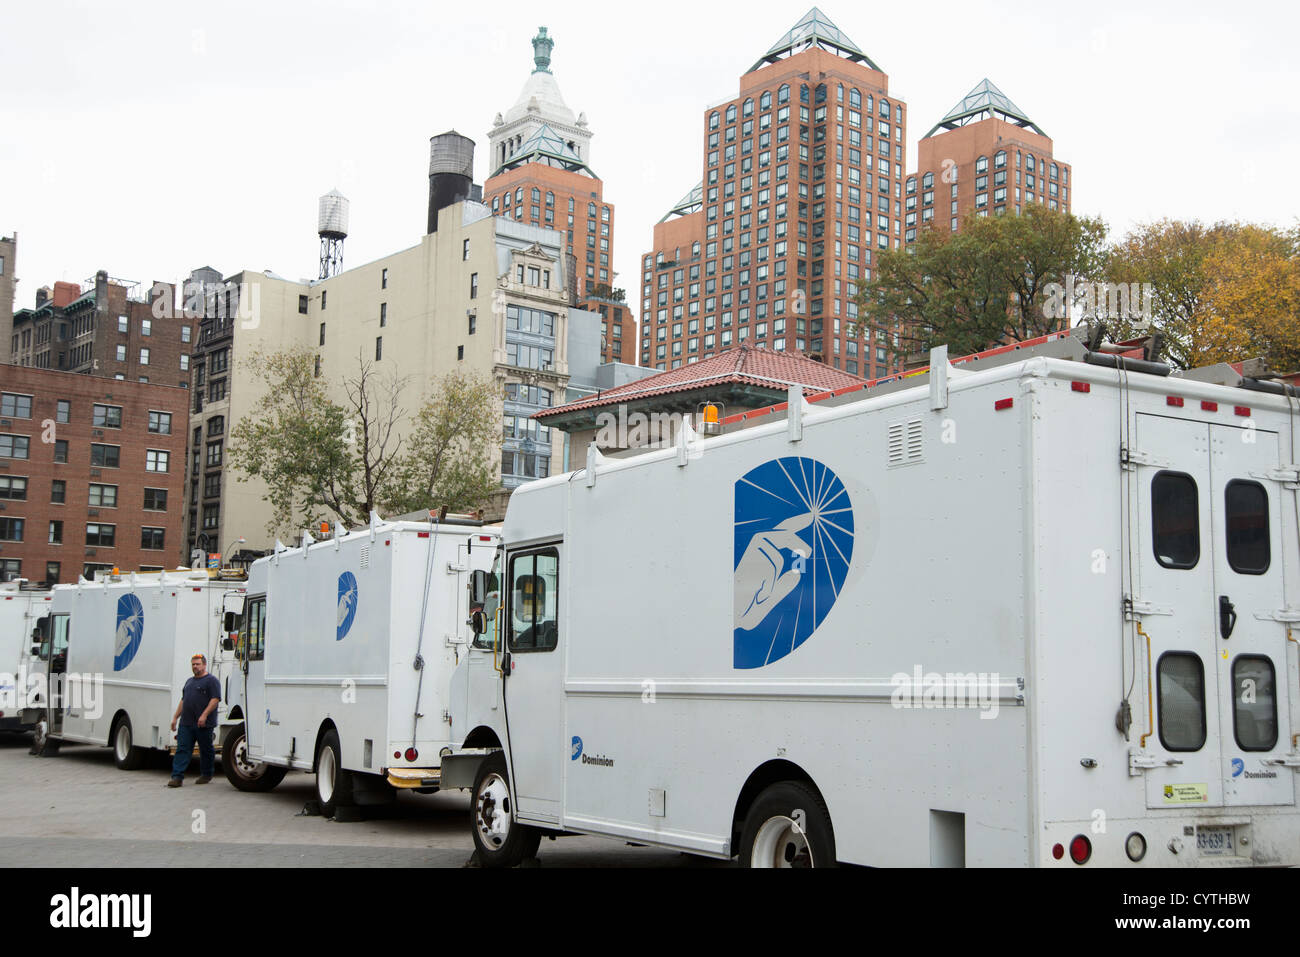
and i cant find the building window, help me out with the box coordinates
[470,273,478,299]
[463,239,470,261]
[143,488,168,511]
[203,473,221,499]
[0,393,32,418]
[85,523,116,548]
[0,476,26,499]
[209,379,226,402]
[90,444,120,468]
[381,268,388,288]
[118,316,128,333]
[376,337,383,360]
[49,520,63,545]
[208,416,224,437]
[457,345,464,361]
[148,411,172,434]
[0,519,23,542]
[139,348,150,365]
[141,527,165,550]
[44,562,59,584]
[206,441,222,467]
[142,319,152,337]
[56,399,70,424]
[0,434,29,459]
[314,356,321,377]
[53,439,67,463]
[116,344,127,362]
[321,290,327,309]
[51,479,66,504]
[299,295,308,314]
[202,505,219,530]
[145,450,169,473]
[88,484,118,507]
[468,315,476,335]
[180,354,190,371]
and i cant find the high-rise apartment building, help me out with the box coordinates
[640,8,907,380]
[483,27,633,366]
[907,79,1072,241]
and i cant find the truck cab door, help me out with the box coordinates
[240,596,271,760]
[45,613,70,736]
[501,545,563,824]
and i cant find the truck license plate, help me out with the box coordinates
[1196,826,1234,857]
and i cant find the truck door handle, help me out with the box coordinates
[1219,596,1237,640]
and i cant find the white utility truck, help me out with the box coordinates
[31,569,250,769]
[447,331,1300,867]
[230,515,500,816]
[0,581,52,732]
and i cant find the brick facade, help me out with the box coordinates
[0,366,187,583]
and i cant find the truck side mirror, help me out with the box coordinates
[221,636,236,651]
[30,645,41,658]
[223,611,240,633]
[470,610,488,635]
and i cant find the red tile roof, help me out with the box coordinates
[537,346,866,419]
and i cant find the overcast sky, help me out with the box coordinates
[2,0,1297,315]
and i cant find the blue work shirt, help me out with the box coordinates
[180,673,221,728]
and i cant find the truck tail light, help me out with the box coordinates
[1069,835,1092,864]
[404,747,418,762]
[1052,843,1064,860]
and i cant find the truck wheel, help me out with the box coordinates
[112,716,146,771]
[470,752,541,867]
[30,717,60,756]
[315,729,354,818]
[739,781,836,868]
[221,725,286,793]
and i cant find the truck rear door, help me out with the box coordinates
[1132,413,1295,812]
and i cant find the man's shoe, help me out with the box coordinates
[196,775,212,784]
[166,777,182,788]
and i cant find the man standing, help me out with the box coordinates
[167,653,221,787]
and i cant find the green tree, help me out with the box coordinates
[853,205,1108,363]
[228,349,501,537]
[387,368,503,515]
[1105,220,1300,370]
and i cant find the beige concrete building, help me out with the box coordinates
[185,192,599,560]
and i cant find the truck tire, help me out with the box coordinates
[315,728,354,818]
[112,716,146,771]
[30,716,60,757]
[470,752,541,867]
[739,781,836,868]
[221,725,287,793]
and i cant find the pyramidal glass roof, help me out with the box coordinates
[748,7,880,74]
[925,78,1045,138]
[494,123,595,177]
[659,181,703,223]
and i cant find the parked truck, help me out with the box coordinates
[30,569,250,769]
[228,515,500,816]
[445,332,1300,867]
[0,581,52,732]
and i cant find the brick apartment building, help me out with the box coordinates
[640,9,907,379]
[0,367,187,583]
[483,27,634,365]
[907,78,1072,241]
[10,271,194,388]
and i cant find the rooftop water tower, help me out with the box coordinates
[427,131,475,234]
[318,189,349,279]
